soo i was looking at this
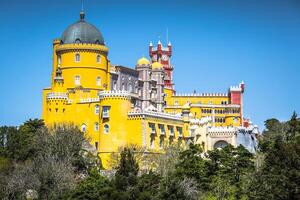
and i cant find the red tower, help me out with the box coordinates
[149,41,174,92]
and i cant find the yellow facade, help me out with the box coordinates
[42,11,247,168]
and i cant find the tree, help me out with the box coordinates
[249,113,300,200]
[6,119,44,161]
[2,124,98,199]
[111,148,139,200]
[67,168,112,200]
[175,144,207,189]
[206,145,254,199]
[135,171,161,200]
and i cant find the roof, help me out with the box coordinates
[61,12,105,45]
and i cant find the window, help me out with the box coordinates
[128,84,133,92]
[159,136,164,149]
[95,142,98,150]
[113,82,117,90]
[122,83,125,91]
[168,126,174,136]
[75,53,80,62]
[81,124,87,133]
[102,106,110,118]
[174,101,178,106]
[95,104,100,115]
[75,39,81,44]
[149,123,156,134]
[104,124,109,134]
[58,56,61,66]
[75,75,80,85]
[96,76,101,86]
[177,127,183,137]
[234,117,239,123]
[97,55,101,63]
[94,122,99,132]
[159,125,165,135]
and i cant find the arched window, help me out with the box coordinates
[94,122,99,132]
[122,83,125,91]
[214,140,228,149]
[81,124,87,133]
[97,55,101,63]
[96,76,101,86]
[75,53,80,62]
[113,81,117,90]
[95,104,100,115]
[75,75,80,85]
[58,56,61,66]
[128,84,133,92]
[75,38,81,44]
[104,124,109,134]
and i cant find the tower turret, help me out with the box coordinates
[149,40,174,92]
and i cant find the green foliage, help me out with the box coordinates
[1,114,299,200]
[6,119,44,161]
[248,112,300,200]
[67,168,112,200]
[175,144,206,186]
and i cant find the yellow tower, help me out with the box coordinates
[42,11,110,150]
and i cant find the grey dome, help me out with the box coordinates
[61,12,105,45]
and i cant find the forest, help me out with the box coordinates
[0,112,299,200]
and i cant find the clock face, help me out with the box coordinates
[162,54,168,61]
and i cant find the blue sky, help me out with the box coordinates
[0,0,299,129]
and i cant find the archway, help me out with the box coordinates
[213,140,228,149]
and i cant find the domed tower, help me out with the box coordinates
[51,11,110,90]
[136,57,152,110]
[43,11,110,151]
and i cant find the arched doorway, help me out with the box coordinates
[214,140,228,149]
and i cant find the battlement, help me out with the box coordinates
[229,81,244,92]
[174,93,228,97]
[79,97,100,103]
[56,43,108,53]
[46,92,68,100]
[207,126,237,136]
[128,110,183,121]
[98,90,131,99]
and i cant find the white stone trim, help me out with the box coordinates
[46,92,68,100]
[98,90,131,99]
[174,93,228,97]
[128,110,183,121]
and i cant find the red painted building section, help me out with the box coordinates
[149,41,174,92]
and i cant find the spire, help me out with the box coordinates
[80,0,85,21]
[149,41,153,46]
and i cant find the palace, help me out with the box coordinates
[42,11,259,168]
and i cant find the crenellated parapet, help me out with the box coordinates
[207,126,237,136]
[46,92,68,100]
[98,90,132,100]
[128,110,183,121]
[56,43,108,54]
[79,97,100,103]
[174,93,228,97]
